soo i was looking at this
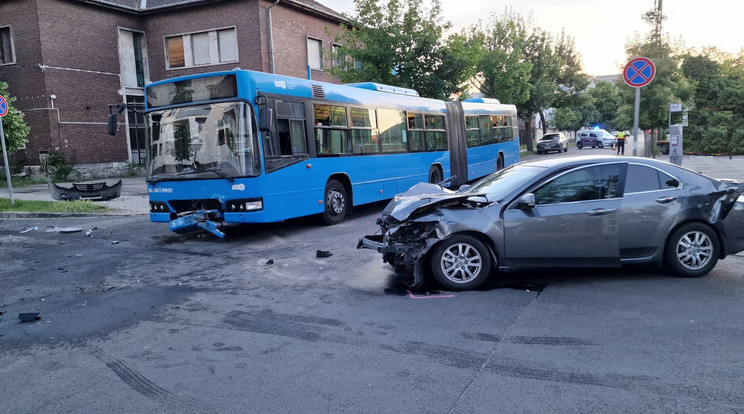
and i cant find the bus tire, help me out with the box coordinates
[497,155,504,170]
[428,166,442,184]
[323,179,347,225]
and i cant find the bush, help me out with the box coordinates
[47,150,73,181]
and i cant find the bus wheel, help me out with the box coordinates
[323,179,347,225]
[497,155,504,170]
[428,166,442,184]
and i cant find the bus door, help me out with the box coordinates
[263,98,310,172]
[445,101,467,187]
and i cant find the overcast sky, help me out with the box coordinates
[316,0,743,76]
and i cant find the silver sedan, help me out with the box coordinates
[359,156,744,290]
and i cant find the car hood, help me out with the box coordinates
[380,182,489,223]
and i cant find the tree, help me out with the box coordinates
[552,107,583,132]
[586,81,620,130]
[470,9,532,106]
[0,82,30,155]
[331,0,477,99]
[682,49,744,154]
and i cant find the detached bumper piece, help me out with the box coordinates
[49,180,122,201]
[169,210,225,239]
[357,235,409,254]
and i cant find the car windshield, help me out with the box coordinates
[597,130,614,138]
[541,135,559,141]
[146,102,261,181]
[463,164,545,201]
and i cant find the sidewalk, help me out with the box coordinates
[1,177,150,216]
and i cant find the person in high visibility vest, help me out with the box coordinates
[616,131,626,155]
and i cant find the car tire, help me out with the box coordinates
[323,179,347,225]
[598,142,604,148]
[563,146,568,152]
[665,223,719,278]
[430,234,492,291]
[576,142,583,150]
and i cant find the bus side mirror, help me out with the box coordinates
[259,107,273,133]
[107,113,118,136]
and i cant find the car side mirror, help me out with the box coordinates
[514,193,536,209]
[107,113,118,136]
[259,107,273,133]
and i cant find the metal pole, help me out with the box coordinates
[0,120,15,205]
[632,87,640,157]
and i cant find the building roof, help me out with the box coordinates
[77,0,347,21]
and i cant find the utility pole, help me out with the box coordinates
[643,0,665,45]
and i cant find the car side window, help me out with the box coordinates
[625,165,679,193]
[625,165,661,193]
[534,164,622,205]
[590,133,597,137]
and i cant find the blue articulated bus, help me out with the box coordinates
[141,69,519,237]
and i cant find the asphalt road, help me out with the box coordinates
[2,167,744,413]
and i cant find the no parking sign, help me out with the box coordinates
[1,93,15,204]
[624,57,656,88]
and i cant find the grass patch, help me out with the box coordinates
[0,198,111,213]
[0,175,48,188]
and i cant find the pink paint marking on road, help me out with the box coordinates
[407,290,455,299]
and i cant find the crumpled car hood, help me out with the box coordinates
[381,182,487,222]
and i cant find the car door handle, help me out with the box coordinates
[586,208,616,216]
[655,197,677,204]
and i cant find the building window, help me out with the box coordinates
[307,37,322,70]
[166,28,238,69]
[332,44,343,68]
[132,32,146,87]
[0,26,14,65]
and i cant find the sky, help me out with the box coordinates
[316,0,744,76]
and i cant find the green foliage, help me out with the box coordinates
[680,49,744,154]
[552,107,583,131]
[47,150,73,181]
[586,81,620,130]
[331,0,476,99]
[0,82,30,155]
[0,198,110,213]
[470,9,532,105]
[0,174,46,188]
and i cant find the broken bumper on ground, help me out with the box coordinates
[49,180,122,201]
[358,232,439,288]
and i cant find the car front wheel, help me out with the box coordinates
[665,223,719,277]
[597,142,604,148]
[577,142,583,149]
[430,234,492,290]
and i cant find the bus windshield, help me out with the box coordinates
[146,102,260,181]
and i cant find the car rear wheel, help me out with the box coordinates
[576,142,583,150]
[323,179,347,225]
[430,234,492,291]
[665,223,719,277]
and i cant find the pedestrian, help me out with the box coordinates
[616,131,626,155]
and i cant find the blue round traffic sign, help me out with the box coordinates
[0,95,8,117]
[623,57,656,88]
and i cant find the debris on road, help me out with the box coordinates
[316,250,332,258]
[46,226,84,233]
[49,179,122,201]
[19,227,38,234]
[266,259,274,265]
[18,313,41,322]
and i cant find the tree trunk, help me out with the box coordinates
[539,111,548,134]
[525,117,534,152]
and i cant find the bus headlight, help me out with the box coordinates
[150,201,169,213]
[226,198,263,212]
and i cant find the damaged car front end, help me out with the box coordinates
[358,183,496,290]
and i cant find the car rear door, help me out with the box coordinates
[502,163,626,268]
[618,163,685,260]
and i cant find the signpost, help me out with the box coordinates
[623,57,656,156]
[0,94,15,205]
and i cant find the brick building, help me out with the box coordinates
[0,0,347,175]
